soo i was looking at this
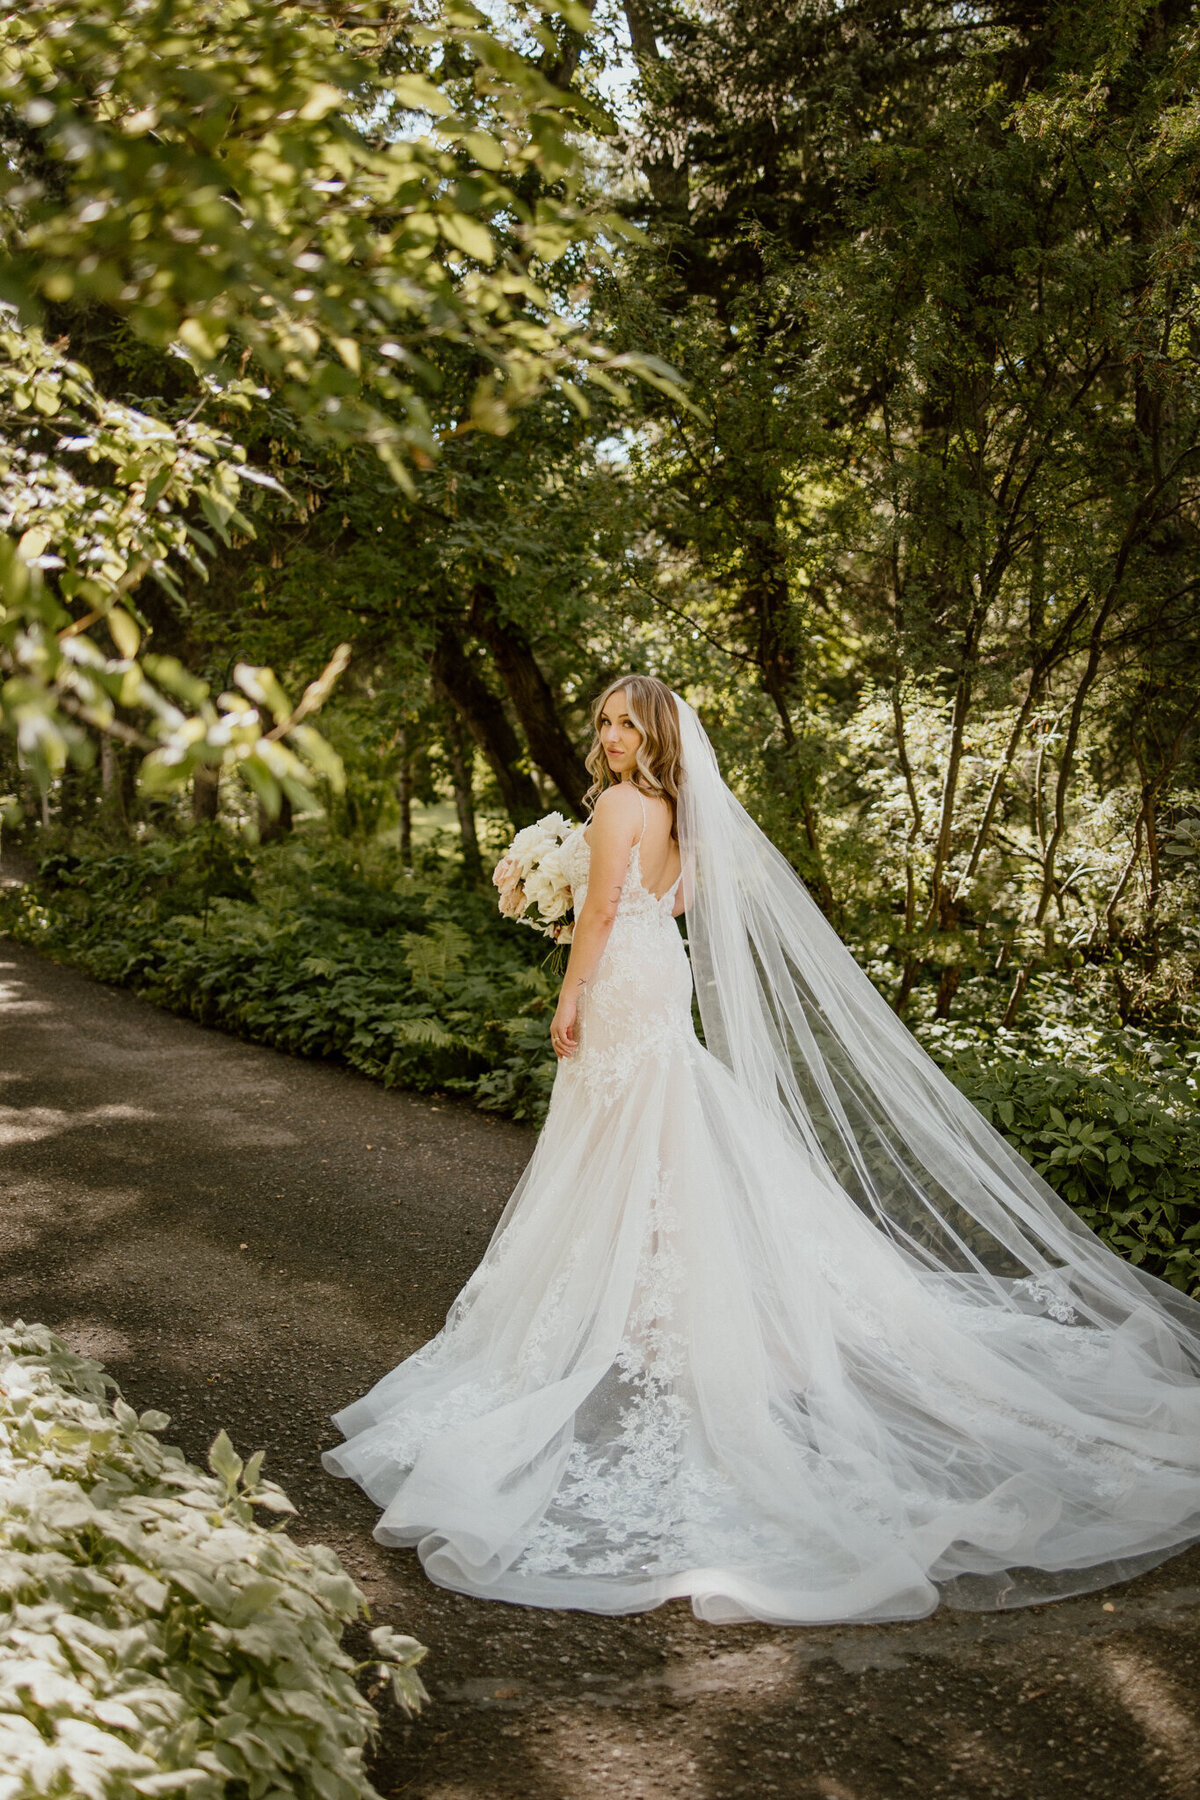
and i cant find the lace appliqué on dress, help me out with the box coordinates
[515,1166,749,1579]
[558,831,694,1110]
[1011,1274,1080,1325]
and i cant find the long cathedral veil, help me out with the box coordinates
[673,692,1200,1359]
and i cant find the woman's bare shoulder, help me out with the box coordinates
[592,782,644,815]
[587,783,643,838]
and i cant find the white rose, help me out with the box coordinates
[510,813,566,855]
[527,848,573,920]
[523,867,555,917]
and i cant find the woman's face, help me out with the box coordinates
[597,689,643,779]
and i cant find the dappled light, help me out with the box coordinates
[2,0,1199,1795]
[1103,1646,1200,1794]
[3,909,1200,1799]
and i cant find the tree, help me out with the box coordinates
[605,0,1200,1021]
[0,0,670,811]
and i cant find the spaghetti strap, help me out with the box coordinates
[633,787,647,845]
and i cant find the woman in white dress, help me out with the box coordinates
[323,675,1200,1625]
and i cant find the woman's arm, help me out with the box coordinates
[550,785,641,1058]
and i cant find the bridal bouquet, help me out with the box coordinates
[492,812,575,946]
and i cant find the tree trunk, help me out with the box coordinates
[621,0,689,210]
[1001,961,1031,1029]
[934,963,962,1020]
[892,962,921,1015]
[890,682,924,1010]
[397,725,413,871]
[1135,742,1163,991]
[257,790,293,843]
[444,709,483,880]
[953,675,1040,898]
[100,736,129,833]
[470,592,590,814]
[430,624,541,827]
[541,0,596,89]
[924,598,989,928]
[192,762,220,825]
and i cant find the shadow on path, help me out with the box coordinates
[2,937,1198,1800]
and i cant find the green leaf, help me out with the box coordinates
[107,607,141,658]
[234,663,292,723]
[208,1428,244,1491]
[438,212,496,263]
[392,72,450,113]
[462,130,505,170]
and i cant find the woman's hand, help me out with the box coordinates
[550,995,578,1060]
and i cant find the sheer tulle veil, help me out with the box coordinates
[673,690,1200,1379]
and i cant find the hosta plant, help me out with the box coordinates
[0,1319,427,1800]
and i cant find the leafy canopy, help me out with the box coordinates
[0,0,666,806]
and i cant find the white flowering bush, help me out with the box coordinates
[0,1320,427,1800]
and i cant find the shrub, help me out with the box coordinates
[0,1320,427,1800]
[5,836,1198,1292]
[943,1054,1200,1296]
[0,835,558,1120]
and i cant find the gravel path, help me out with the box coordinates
[2,934,1199,1800]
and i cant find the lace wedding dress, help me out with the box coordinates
[324,703,1200,1625]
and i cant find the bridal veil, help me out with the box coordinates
[674,690,1200,1605]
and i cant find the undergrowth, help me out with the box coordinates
[0,1318,427,1800]
[1,829,559,1125]
[3,829,1197,1294]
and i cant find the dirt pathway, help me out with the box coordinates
[2,936,1199,1800]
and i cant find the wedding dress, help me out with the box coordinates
[323,696,1200,1624]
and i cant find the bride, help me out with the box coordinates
[323,674,1200,1625]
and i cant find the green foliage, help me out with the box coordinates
[0,319,351,812]
[603,0,1200,1024]
[473,1010,559,1123]
[8,830,1199,1291]
[0,0,657,470]
[0,1318,428,1800]
[41,826,255,924]
[2,832,560,1118]
[0,0,678,807]
[944,1054,1200,1297]
[0,315,273,611]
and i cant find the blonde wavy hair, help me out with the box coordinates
[584,673,683,837]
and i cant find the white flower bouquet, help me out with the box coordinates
[492,811,576,946]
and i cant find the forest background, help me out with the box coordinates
[2,0,1199,1297]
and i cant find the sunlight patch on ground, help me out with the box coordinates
[532,1711,705,1800]
[0,1100,152,1144]
[814,1779,863,1800]
[0,965,54,1014]
[1103,1644,1200,1792]
[56,1319,134,1364]
[937,1723,1003,1787]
